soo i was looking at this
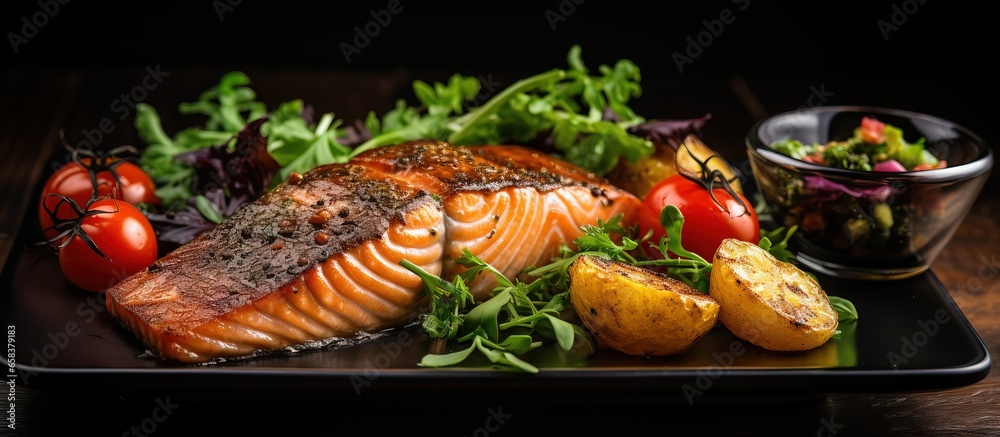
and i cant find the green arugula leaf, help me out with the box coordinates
[455,248,515,290]
[347,74,482,156]
[600,59,643,122]
[343,45,654,176]
[521,215,637,300]
[540,314,575,351]
[420,334,540,373]
[760,225,799,264]
[412,74,480,117]
[266,111,352,181]
[399,259,475,341]
[634,205,713,292]
[446,69,566,146]
[418,342,477,368]
[828,296,859,322]
[498,335,538,355]
[410,248,594,373]
[194,195,223,224]
[495,351,539,374]
[658,205,707,263]
[177,71,267,133]
[462,289,511,342]
[134,104,197,208]
[363,110,381,137]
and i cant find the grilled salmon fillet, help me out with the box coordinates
[106,140,641,364]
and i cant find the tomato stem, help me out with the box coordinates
[59,130,141,204]
[37,191,121,261]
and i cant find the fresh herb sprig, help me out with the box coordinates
[829,296,859,323]
[401,249,593,373]
[516,215,641,301]
[135,71,264,210]
[399,259,476,342]
[263,99,359,182]
[402,216,639,372]
[634,205,714,292]
[350,45,651,176]
[758,225,798,264]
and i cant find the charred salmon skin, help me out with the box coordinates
[105,140,641,364]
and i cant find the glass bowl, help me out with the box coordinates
[746,106,993,280]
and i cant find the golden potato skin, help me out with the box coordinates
[606,141,679,199]
[606,134,743,199]
[568,255,720,357]
[710,239,839,351]
[675,134,743,194]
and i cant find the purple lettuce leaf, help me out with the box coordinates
[627,113,712,147]
[803,175,899,202]
[145,117,280,245]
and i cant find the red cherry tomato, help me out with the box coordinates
[55,198,158,292]
[638,174,760,261]
[861,116,886,145]
[39,158,158,241]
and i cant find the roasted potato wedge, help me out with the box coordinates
[569,254,720,357]
[710,239,838,351]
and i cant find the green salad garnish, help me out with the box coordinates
[770,116,945,172]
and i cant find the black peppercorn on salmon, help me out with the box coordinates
[105,140,641,364]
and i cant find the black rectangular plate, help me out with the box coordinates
[2,227,991,404]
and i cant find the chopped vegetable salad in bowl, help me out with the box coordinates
[770,116,947,172]
[746,106,993,280]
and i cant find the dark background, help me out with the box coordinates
[5,0,997,148]
[5,0,997,214]
[4,2,1000,435]
[3,0,992,77]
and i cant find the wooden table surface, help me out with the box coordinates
[2,64,998,436]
